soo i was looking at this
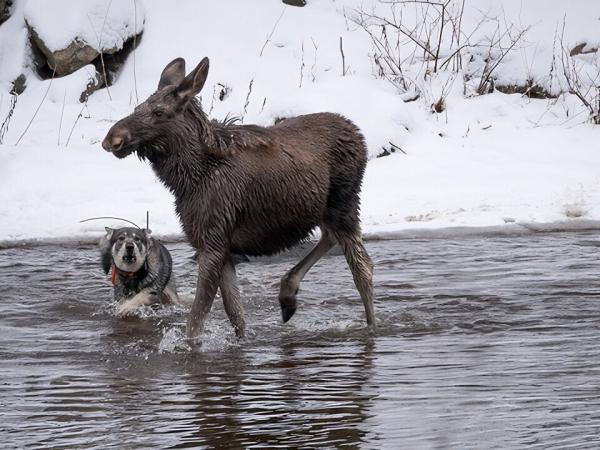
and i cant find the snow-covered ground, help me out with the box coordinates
[0,0,599,245]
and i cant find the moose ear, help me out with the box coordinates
[175,57,209,102]
[158,57,186,90]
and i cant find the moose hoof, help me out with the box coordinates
[279,296,297,323]
[186,334,203,352]
[234,325,246,339]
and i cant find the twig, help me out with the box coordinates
[299,40,305,88]
[375,14,437,59]
[432,0,446,72]
[558,17,600,123]
[208,84,217,115]
[132,0,139,104]
[98,0,113,99]
[339,36,347,76]
[58,88,66,146]
[477,26,528,95]
[380,0,446,6]
[260,8,286,57]
[310,37,318,82]
[86,0,113,101]
[242,78,254,119]
[66,99,88,146]
[389,141,407,154]
[260,97,267,114]
[0,93,17,145]
[16,69,56,146]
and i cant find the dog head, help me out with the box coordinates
[99,227,153,274]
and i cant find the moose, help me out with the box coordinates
[102,57,375,345]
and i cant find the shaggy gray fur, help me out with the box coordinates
[99,227,179,317]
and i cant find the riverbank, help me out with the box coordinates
[1,0,598,245]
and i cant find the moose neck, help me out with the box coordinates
[141,101,220,199]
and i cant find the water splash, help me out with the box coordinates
[158,326,189,353]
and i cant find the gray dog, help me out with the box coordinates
[99,227,180,317]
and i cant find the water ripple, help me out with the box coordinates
[2,231,600,448]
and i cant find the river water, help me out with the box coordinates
[2,232,600,449]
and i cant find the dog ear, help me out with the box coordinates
[105,227,114,237]
[144,228,153,247]
[100,251,112,275]
[99,234,113,275]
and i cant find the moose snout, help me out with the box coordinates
[102,127,131,152]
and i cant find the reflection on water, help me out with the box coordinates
[2,232,600,448]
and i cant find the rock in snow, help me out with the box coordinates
[0,0,12,25]
[24,0,144,76]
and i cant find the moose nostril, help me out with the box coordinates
[112,136,123,148]
[102,128,130,152]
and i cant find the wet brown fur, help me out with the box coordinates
[103,57,375,344]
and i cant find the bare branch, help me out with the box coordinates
[16,69,56,146]
[66,99,89,146]
[339,36,347,76]
[58,88,66,146]
[299,40,305,87]
[132,0,139,104]
[260,8,286,57]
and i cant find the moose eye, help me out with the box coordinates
[153,110,164,118]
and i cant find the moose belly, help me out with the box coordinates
[231,187,327,256]
[231,209,319,256]
[230,167,329,255]
[230,216,319,256]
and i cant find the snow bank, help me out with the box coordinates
[0,0,27,88]
[0,0,599,245]
[24,0,144,52]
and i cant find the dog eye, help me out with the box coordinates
[118,236,125,241]
[134,237,141,242]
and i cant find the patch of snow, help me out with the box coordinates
[0,0,28,88]
[0,0,599,244]
[24,0,144,52]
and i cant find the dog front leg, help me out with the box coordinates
[116,288,157,318]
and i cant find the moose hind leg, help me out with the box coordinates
[334,230,376,328]
[220,257,245,338]
[279,228,336,323]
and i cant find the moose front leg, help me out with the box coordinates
[187,249,226,346]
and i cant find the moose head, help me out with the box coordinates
[102,57,210,159]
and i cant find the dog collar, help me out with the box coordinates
[110,265,140,285]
